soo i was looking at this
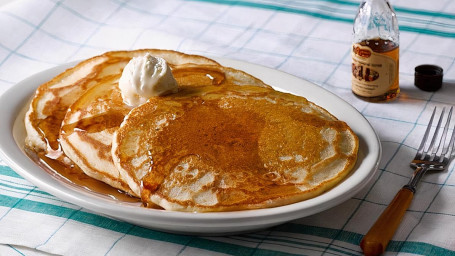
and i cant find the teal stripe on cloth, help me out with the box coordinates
[0,195,76,219]
[0,166,55,198]
[274,223,362,247]
[0,181,50,196]
[6,244,26,256]
[242,233,360,255]
[276,223,455,255]
[0,195,273,255]
[0,165,24,179]
[0,194,19,209]
[187,0,455,38]
[388,241,455,256]
[2,194,454,255]
[0,194,353,255]
[188,0,354,22]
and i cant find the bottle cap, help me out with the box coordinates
[414,65,443,92]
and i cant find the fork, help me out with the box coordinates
[360,107,455,256]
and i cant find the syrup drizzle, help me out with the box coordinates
[27,65,228,204]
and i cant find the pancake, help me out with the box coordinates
[24,49,220,165]
[24,54,108,162]
[59,74,134,194]
[111,85,359,212]
[59,64,270,197]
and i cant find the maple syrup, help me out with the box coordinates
[26,149,140,203]
[352,38,399,102]
[352,0,400,102]
[25,65,230,204]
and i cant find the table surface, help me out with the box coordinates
[1,0,455,255]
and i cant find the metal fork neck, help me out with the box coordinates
[405,166,428,193]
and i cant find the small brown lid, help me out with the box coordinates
[414,65,443,92]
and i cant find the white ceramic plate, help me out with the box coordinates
[0,58,381,235]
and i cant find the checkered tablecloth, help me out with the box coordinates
[1,0,455,255]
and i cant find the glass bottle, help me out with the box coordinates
[351,0,400,102]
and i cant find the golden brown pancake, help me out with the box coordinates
[24,54,108,162]
[25,49,358,211]
[24,49,220,165]
[59,74,134,194]
[112,85,359,212]
[59,64,270,197]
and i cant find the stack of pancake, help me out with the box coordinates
[25,49,359,212]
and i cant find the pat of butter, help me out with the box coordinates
[119,53,178,107]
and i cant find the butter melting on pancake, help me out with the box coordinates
[112,85,359,212]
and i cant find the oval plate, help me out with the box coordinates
[0,58,381,235]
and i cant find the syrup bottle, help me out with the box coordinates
[351,0,399,102]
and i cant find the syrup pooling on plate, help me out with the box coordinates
[25,149,141,203]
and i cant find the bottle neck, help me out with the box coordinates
[353,0,399,44]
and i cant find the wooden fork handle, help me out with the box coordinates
[360,187,414,256]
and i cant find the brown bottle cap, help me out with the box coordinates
[414,65,443,91]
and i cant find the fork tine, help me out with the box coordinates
[431,107,452,161]
[426,107,445,155]
[449,133,455,159]
[442,107,455,160]
[417,107,436,156]
[440,107,453,154]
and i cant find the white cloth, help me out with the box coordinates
[1,0,455,255]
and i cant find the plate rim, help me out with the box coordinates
[0,57,381,234]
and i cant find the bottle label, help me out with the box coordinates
[351,44,398,97]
